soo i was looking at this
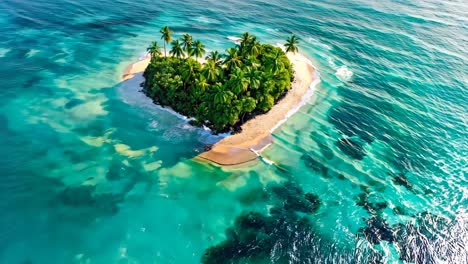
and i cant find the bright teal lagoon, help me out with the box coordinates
[0,0,466,263]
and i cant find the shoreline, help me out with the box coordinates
[122,52,319,166]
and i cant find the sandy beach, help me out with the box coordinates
[122,55,151,81]
[122,52,318,166]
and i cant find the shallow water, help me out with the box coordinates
[0,0,467,263]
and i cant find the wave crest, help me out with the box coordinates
[335,66,353,82]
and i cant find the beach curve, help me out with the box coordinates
[122,52,319,166]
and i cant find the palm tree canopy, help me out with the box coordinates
[192,40,206,60]
[181,59,200,83]
[170,39,184,58]
[229,69,249,95]
[284,34,299,53]
[143,28,295,132]
[224,47,242,70]
[146,41,162,58]
[240,32,254,47]
[160,26,173,57]
[160,26,173,43]
[266,48,285,73]
[248,40,262,56]
[195,76,210,94]
[206,51,222,66]
[202,60,221,83]
[181,33,193,52]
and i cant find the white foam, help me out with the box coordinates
[195,16,218,24]
[227,36,241,44]
[306,37,332,50]
[120,73,229,145]
[335,65,353,82]
[0,48,11,58]
[250,148,275,165]
[26,49,40,58]
[327,57,336,68]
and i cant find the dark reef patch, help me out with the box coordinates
[271,181,321,214]
[58,185,123,216]
[336,137,366,160]
[318,142,334,160]
[360,216,395,244]
[393,206,406,215]
[391,173,414,192]
[202,209,383,264]
[238,187,269,205]
[357,211,464,264]
[64,98,85,109]
[301,154,329,177]
[328,104,378,144]
[355,193,387,215]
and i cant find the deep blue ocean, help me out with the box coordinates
[0,0,466,263]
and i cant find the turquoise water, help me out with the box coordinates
[0,0,467,263]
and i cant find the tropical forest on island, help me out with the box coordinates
[143,26,300,132]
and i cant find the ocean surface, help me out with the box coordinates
[0,0,467,263]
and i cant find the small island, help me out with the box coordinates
[123,26,317,165]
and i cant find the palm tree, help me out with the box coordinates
[160,26,173,57]
[181,33,193,55]
[245,66,261,90]
[249,40,262,57]
[239,32,254,53]
[195,76,210,94]
[170,39,184,58]
[213,83,232,105]
[181,59,198,85]
[267,49,285,73]
[206,51,222,66]
[244,55,260,69]
[240,97,257,122]
[192,40,206,62]
[224,47,242,71]
[229,69,249,95]
[146,41,162,59]
[202,60,221,83]
[284,34,299,53]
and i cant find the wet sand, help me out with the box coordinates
[198,52,318,165]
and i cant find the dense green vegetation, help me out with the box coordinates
[143,26,299,132]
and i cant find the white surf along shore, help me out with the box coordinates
[122,49,320,166]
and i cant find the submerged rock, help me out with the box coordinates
[272,181,321,214]
[59,185,96,206]
[203,208,383,264]
[336,137,366,160]
[355,193,387,215]
[393,206,406,215]
[301,154,329,176]
[106,160,123,181]
[392,173,414,192]
[360,216,395,244]
[58,185,123,216]
[65,98,84,109]
[238,187,269,205]
[318,143,334,160]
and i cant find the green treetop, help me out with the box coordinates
[160,26,173,57]
[284,34,299,53]
[143,28,296,132]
